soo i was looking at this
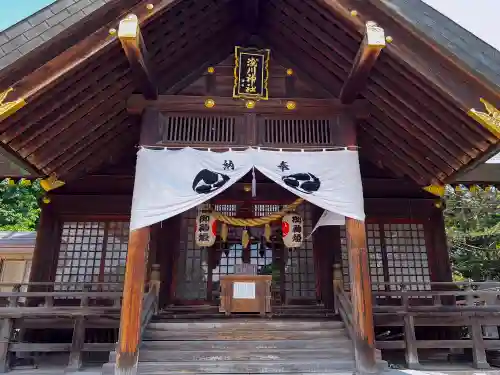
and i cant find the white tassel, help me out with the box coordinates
[252,167,257,198]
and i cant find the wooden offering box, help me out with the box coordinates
[219,275,272,316]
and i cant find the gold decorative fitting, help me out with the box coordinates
[286,68,294,76]
[118,14,139,39]
[42,197,51,204]
[468,98,500,138]
[207,66,215,74]
[385,36,393,43]
[204,98,215,108]
[243,184,252,192]
[146,3,154,10]
[109,28,117,35]
[40,175,65,192]
[366,21,386,47]
[350,10,358,17]
[423,184,445,198]
[286,101,297,110]
[246,100,256,109]
[0,88,26,122]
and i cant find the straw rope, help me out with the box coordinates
[212,198,303,227]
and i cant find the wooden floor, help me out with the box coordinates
[102,304,359,374]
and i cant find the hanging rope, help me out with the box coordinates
[212,198,304,227]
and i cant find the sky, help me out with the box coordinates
[421,0,500,51]
[0,0,56,31]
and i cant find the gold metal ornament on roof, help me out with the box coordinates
[468,98,500,138]
[0,88,26,122]
[423,184,445,197]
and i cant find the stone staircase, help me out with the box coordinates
[103,310,358,374]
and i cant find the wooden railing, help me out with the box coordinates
[140,264,160,339]
[372,281,500,370]
[333,265,500,370]
[0,265,161,373]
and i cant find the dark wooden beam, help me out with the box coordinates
[0,0,177,112]
[118,14,158,99]
[340,21,385,104]
[243,0,260,35]
[127,94,369,117]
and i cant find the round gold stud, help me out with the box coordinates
[350,10,358,17]
[42,196,51,204]
[385,35,393,43]
[207,66,215,74]
[245,100,256,109]
[204,98,215,108]
[286,101,296,110]
[109,28,117,35]
[286,68,294,76]
[146,3,154,10]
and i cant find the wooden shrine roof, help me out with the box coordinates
[0,0,498,185]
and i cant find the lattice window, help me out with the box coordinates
[340,221,431,291]
[262,118,332,146]
[161,115,236,145]
[253,203,281,217]
[55,221,132,291]
[384,223,430,291]
[284,203,315,299]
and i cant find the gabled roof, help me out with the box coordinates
[0,0,498,185]
[380,0,500,90]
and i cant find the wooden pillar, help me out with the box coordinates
[346,218,377,374]
[115,226,150,375]
[156,215,181,307]
[312,205,335,308]
[432,207,453,282]
[30,202,59,283]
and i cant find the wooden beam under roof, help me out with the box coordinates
[0,0,178,121]
[118,14,158,100]
[340,21,385,104]
[127,94,370,117]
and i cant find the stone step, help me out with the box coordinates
[109,347,354,362]
[146,320,345,331]
[140,338,352,351]
[101,359,356,374]
[142,328,348,341]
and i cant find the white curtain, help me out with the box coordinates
[130,148,365,230]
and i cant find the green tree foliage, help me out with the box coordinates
[0,179,42,231]
[444,185,500,281]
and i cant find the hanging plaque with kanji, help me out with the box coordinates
[233,46,270,101]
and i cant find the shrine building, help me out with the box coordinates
[0,0,499,374]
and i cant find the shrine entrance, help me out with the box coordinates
[174,198,317,306]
